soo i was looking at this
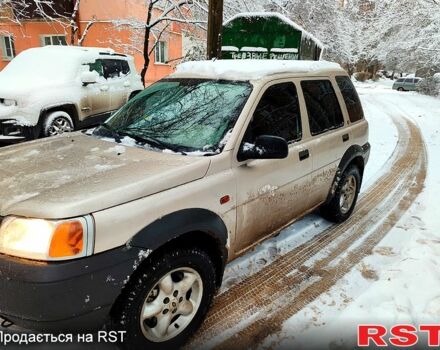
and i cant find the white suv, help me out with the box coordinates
[0,46,144,142]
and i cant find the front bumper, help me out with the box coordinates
[0,246,143,332]
[0,119,39,143]
[0,119,27,143]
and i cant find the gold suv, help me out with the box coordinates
[0,60,369,348]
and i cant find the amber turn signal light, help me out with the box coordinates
[49,221,84,258]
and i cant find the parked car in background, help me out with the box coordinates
[0,46,144,143]
[0,60,369,348]
[392,77,423,91]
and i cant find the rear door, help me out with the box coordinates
[234,81,313,254]
[299,78,347,207]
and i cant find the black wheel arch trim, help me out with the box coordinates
[129,208,229,286]
[39,103,80,129]
[325,143,370,204]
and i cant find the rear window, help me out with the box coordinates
[336,76,364,123]
[301,80,345,136]
[396,78,405,83]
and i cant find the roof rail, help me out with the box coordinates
[98,52,127,57]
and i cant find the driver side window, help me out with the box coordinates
[242,82,302,145]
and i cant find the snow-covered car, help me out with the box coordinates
[0,60,369,348]
[0,46,144,143]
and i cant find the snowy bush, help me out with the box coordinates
[417,76,440,97]
[354,72,372,82]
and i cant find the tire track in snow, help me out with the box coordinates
[188,117,427,349]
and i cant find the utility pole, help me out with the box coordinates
[207,0,224,59]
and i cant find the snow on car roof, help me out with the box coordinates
[172,60,345,81]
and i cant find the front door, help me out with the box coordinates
[234,81,313,254]
[80,59,111,121]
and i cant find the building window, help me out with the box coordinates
[155,41,168,64]
[41,35,67,46]
[1,36,16,60]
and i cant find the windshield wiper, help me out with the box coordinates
[122,131,186,155]
[98,123,122,143]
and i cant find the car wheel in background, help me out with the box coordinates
[43,111,74,137]
[110,247,217,349]
[397,87,405,92]
[321,165,361,223]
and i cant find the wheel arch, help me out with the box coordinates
[128,208,229,288]
[325,145,366,204]
[39,104,80,129]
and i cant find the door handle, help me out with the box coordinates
[299,149,310,161]
[342,133,350,142]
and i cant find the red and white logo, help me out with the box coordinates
[358,324,440,347]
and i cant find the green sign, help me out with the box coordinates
[222,13,322,61]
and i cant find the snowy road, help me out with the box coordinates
[189,82,440,349]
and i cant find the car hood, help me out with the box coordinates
[0,73,68,100]
[0,133,211,219]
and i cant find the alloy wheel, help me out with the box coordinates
[140,267,203,342]
[339,175,357,214]
[48,117,73,136]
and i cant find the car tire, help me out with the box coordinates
[397,87,405,92]
[42,111,74,137]
[110,247,217,349]
[320,165,361,223]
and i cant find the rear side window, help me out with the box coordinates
[336,76,364,123]
[244,82,302,144]
[102,59,124,79]
[396,78,405,83]
[121,61,130,75]
[88,59,130,79]
[301,80,344,135]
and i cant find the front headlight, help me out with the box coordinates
[0,215,94,261]
[3,99,17,107]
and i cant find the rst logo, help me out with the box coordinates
[358,325,440,347]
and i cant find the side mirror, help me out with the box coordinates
[238,135,289,162]
[81,71,98,86]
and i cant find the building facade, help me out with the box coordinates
[0,0,193,85]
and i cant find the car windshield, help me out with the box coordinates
[93,78,253,154]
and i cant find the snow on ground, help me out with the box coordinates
[258,81,440,349]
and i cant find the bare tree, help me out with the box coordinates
[0,0,95,46]
[112,0,207,86]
